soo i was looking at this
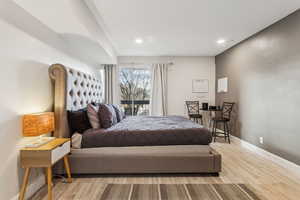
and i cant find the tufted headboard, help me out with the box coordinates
[49,64,103,138]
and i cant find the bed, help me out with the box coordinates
[49,64,221,174]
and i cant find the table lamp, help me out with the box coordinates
[22,112,55,148]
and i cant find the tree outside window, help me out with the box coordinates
[119,68,151,116]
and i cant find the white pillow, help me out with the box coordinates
[87,103,101,128]
[71,132,82,149]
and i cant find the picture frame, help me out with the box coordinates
[192,79,209,93]
[217,77,228,93]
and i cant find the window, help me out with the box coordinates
[119,67,151,116]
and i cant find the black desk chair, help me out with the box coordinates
[212,102,235,143]
[185,101,203,125]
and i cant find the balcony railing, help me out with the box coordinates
[120,100,150,116]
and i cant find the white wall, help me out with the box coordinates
[0,15,97,200]
[167,57,216,116]
[118,56,216,116]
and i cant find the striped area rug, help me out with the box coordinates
[100,184,261,200]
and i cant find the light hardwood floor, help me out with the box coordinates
[30,138,300,200]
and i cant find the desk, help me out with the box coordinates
[200,108,222,128]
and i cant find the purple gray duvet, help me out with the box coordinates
[82,116,212,148]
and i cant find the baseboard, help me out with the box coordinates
[11,174,45,200]
[231,135,300,177]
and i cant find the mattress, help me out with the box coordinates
[81,116,212,148]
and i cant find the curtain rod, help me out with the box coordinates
[118,62,174,65]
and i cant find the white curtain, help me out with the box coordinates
[150,63,168,116]
[104,64,120,105]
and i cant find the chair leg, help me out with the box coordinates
[225,122,231,144]
[223,122,227,142]
[201,117,204,125]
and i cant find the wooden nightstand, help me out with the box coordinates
[19,138,72,200]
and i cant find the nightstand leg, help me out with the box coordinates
[47,167,52,200]
[63,155,72,183]
[44,168,48,184]
[19,168,31,200]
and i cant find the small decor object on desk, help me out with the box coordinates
[209,106,217,110]
[202,102,208,110]
[22,112,55,147]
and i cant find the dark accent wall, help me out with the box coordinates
[216,9,300,165]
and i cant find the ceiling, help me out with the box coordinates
[12,0,117,65]
[92,0,300,56]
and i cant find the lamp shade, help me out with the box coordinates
[22,112,55,137]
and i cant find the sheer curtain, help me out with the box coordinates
[103,64,120,105]
[150,63,168,116]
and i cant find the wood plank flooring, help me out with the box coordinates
[30,138,300,200]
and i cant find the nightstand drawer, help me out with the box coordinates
[51,141,70,164]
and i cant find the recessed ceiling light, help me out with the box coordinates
[135,38,143,44]
[217,39,226,44]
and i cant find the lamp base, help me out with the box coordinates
[24,137,56,148]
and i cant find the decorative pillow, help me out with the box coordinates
[121,108,126,120]
[87,103,101,128]
[71,132,82,149]
[91,102,100,106]
[98,104,117,128]
[109,104,118,125]
[120,107,126,120]
[67,108,91,135]
[112,104,122,122]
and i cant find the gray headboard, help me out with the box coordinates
[49,64,103,138]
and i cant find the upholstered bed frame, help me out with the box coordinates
[49,64,221,175]
[49,64,103,138]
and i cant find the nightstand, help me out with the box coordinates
[19,138,72,200]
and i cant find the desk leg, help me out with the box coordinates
[47,167,52,200]
[209,111,212,128]
[63,155,72,183]
[19,168,31,200]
